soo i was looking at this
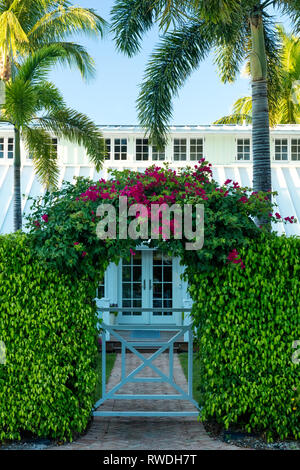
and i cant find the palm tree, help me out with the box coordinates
[0,0,106,82]
[111,0,300,202]
[0,45,106,231]
[0,0,106,232]
[215,26,300,126]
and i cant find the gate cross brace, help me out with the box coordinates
[93,324,200,417]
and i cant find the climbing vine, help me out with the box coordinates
[27,159,295,278]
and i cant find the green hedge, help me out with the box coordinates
[189,234,300,441]
[0,233,100,441]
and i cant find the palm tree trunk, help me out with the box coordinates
[252,79,271,194]
[249,9,272,196]
[14,126,22,231]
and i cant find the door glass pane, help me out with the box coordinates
[152,254,173,316]
[122,254,142,316]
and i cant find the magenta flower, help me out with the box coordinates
[275,212,281,219]
[34,220,40,228]
[130,248,136,256]
[82,251,87,258]
[42,214,48,223]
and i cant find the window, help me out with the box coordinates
[190,138,203,161]
[275,138,288,161]
[105,138,111,160]
[114,138,127,160]
[291,139,300,161]
[7,138,14,159]
[152,145,165,161]
[173,138,187,161]
[97,276,105,298]
[237,138,250,161]
[0,138,3,158]
[136,138,149,161]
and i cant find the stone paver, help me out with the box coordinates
[50,353,240,450]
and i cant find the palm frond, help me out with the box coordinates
[28,6,107,43]
[16,44,67,84]
[214,113,252,125]
[32,81,65,112]
[278,0,300,34]
[42,41,96,80]
[151,0,198,30]
[111,0,155,57]
[22,125,59,190]
[0,9,28,56]
[4,78,36,127]
[137,21,213,148]
[214,18,250,83]
[34,107,106,171]
[192,0,244,23]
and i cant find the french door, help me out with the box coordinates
[119,251,175,324]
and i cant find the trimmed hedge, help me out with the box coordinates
[0,233,100,441]
[189,234,300,440]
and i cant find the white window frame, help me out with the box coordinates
[135,137,149,161]
[151,144,166,162]
[273,137,289,161]
[172,136,205,162]
[0,137,4,159]
[189,137,205,162]
[173,137,187,162]
[235,137,251,161]
[291,138,300,161]
[113,137,128,161]
[0,137,14,160]
[104,138,111,160]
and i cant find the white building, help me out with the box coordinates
[1,124,300,328]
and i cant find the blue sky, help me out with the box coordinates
[49,0,291,126]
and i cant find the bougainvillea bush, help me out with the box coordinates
[26,160,288,274]
[190,234,300,441]
[0,233,102,442]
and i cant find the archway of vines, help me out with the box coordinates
[26,159,295,300]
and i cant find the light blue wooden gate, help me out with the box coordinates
[93,320,200,417]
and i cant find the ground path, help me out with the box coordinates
[50,353,240,450]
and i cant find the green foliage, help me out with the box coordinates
[0,232,103,442]
[189,234,300,441]
[215,26,300,126]
[25,161,280,276]
[2,45,106,190]
[111,0,300,147]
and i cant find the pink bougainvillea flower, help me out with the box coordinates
[42,214,48,223]
[284,216,295,223]
[275,212,281,219]
[34,220,40,228]
[227,249,245,269]
[130,248,136,256]
[82,251,87,258]
[238,196,248,204]
[224,179,232,185]
[73,242,79,246]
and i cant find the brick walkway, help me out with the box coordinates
[51,353,239,450]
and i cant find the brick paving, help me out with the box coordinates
[50,353,240,450]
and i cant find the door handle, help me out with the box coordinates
[149,279,152,290]
[143,280,146,290]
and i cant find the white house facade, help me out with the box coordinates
[1,124,300,331]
